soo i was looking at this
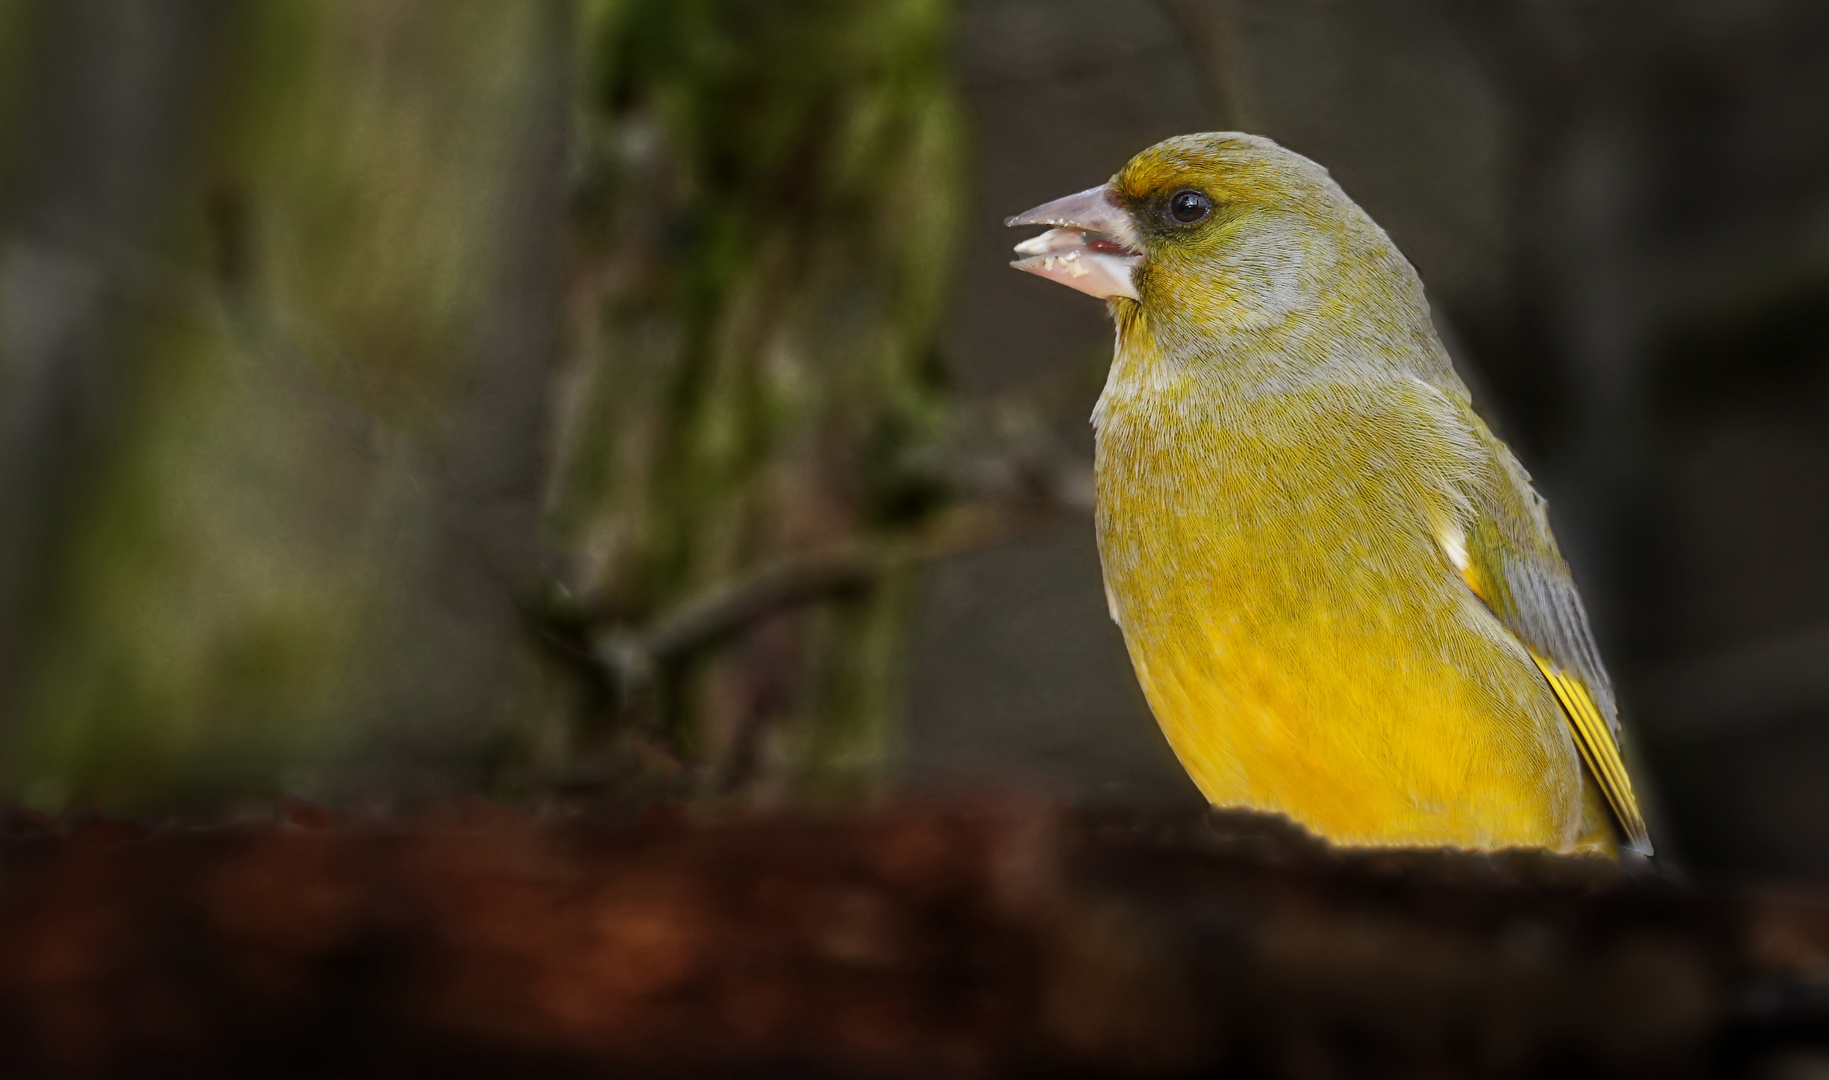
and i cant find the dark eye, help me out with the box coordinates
[1168,189,1213,224]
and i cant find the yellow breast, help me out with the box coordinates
[1093,320,1597,852]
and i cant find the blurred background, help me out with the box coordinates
[0,0,1825,880]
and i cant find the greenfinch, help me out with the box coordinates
[1008,133,1649,855]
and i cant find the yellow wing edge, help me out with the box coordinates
[1528,651,1652,855]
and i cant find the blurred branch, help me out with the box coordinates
[579,499,1080,705]
[0,802,1821,1075]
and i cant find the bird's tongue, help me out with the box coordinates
[1005,184,1143,301]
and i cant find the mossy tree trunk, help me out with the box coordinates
[540,0,964,800]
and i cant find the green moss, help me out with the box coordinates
[547,0,964,794]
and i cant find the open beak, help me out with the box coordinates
[1005,183,1143,301]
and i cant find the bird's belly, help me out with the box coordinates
[1095,431,1585,851]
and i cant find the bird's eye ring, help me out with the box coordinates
[1168,189,1213,225]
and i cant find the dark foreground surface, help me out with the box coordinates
[0,800,1826,1078]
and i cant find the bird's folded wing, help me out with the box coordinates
[1455,436,1652,855]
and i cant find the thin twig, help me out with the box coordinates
[587,501,1072,701]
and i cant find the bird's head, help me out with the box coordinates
[1009,133,1400,339]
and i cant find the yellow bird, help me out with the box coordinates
[1008,133,1650,856]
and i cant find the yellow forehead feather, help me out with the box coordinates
[1113,133,1339,214]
